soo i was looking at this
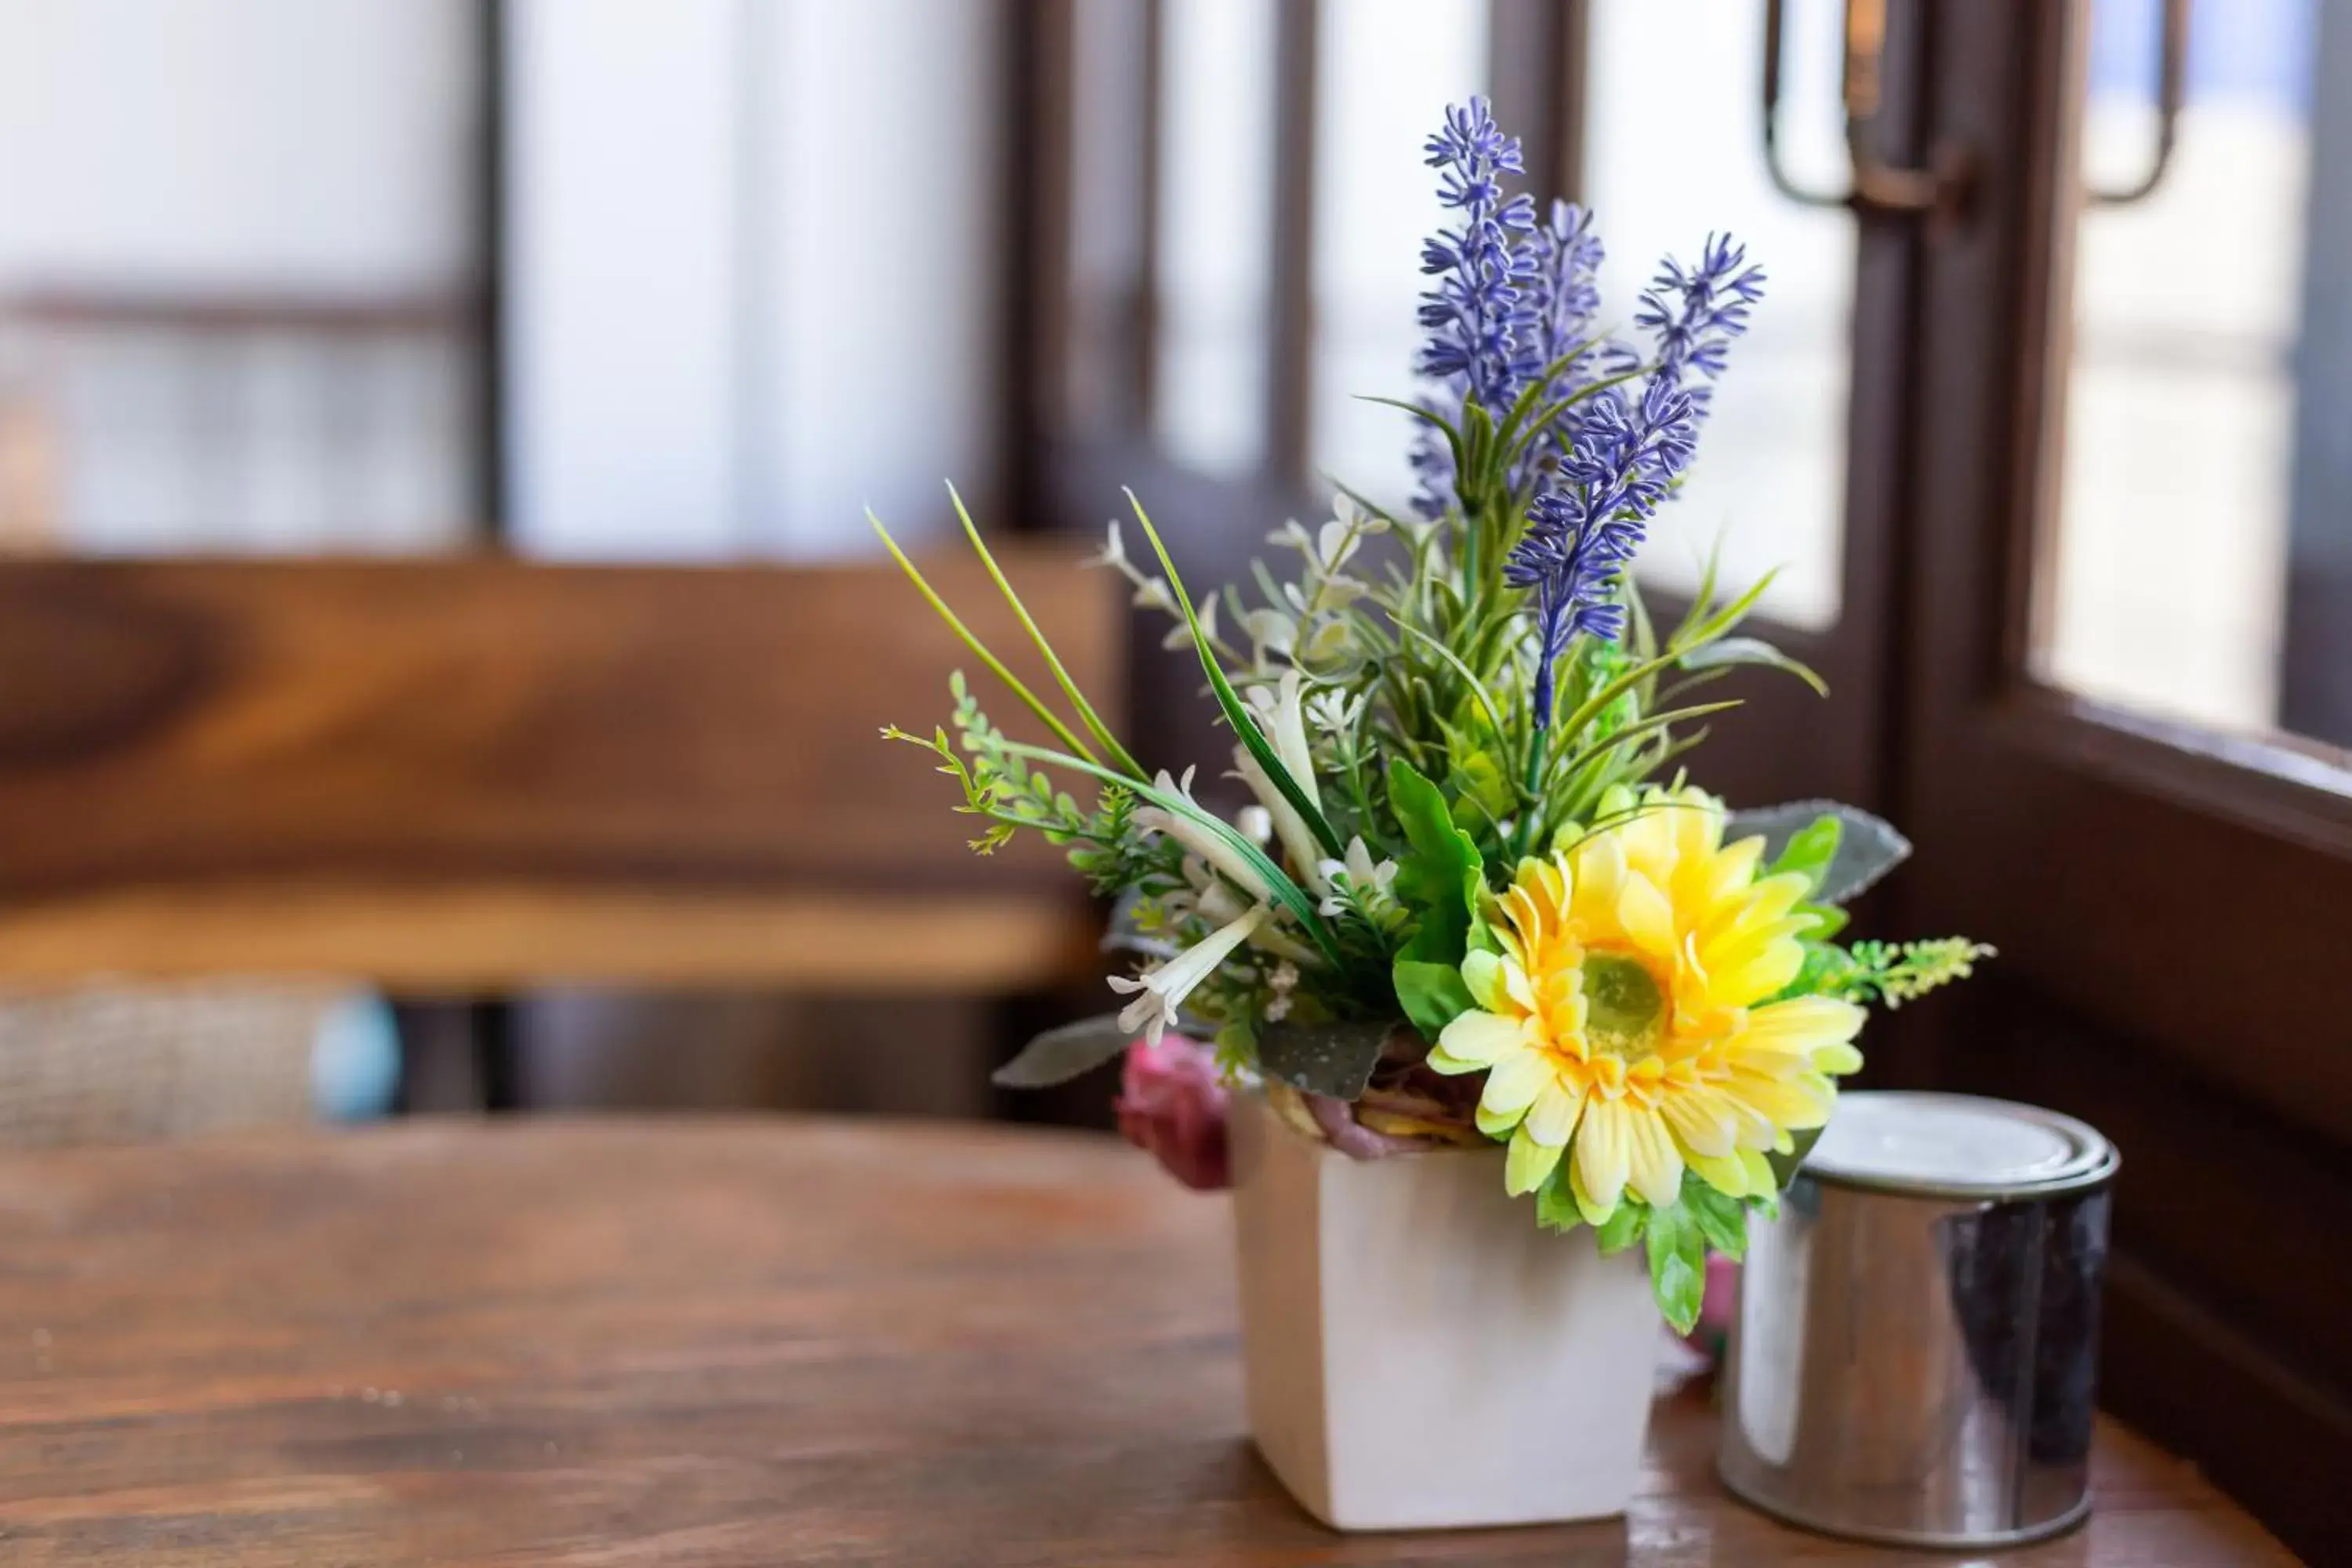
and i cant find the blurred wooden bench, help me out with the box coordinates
[0,549,1116,992]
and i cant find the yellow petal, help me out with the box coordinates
[1738,1145,1777,1193]
[1574,1098,1631,1216]
[1744,995,1866,1049]
[1570,1157,1617,1225]
[1812,1040,1864,1076]
[1617,872,1678,961]
[1505,1126,1564,1195]
[1661,1088,1737,1159]
[1726,1067,1835,1131]
[1523,1080,1587,1147]
[1709,939,1806,1007]
[1688,1149,1752,1199]
[1479,1047,1552,1118]
[1436,1009,1522,1069]
[1461,949,1513,1014]
[1624,1108,1686,1209]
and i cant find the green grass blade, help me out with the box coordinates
[1126,492,1347,861]
[995,739,1344,966]
[869,512,1102,768]
[946,484,1144,778]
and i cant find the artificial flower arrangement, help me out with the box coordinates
[874,98,1986,1338]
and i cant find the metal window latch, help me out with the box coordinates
[1762,0,2190,222]
[2089,0,2189,206]
[1762,0,1971,222]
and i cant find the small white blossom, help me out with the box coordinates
[1262,959,1301,1023]
[1087,518,1129,572]
[1305,688,1367,741]
[1316,836,1400,919]
[1160,592,1217,651]
[1241,608,1298,666]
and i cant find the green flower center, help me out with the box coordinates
[1581,952,1665,1060]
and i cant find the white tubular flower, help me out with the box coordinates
[1247,669,1322,815]
[1108,903,1270,1045]
[1246,913,1324,968]
[1233,746,1326,894]
[1236,805,1274,846]
[1183,856,1252,927]
[1133,768,1272,902]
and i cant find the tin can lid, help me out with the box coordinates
[1803,1091,2118,1199]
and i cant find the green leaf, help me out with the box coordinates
[1257,1018,1396,1101]
[1800,903,1850,942]
[1768,1124,1828,1191]
[1768,815,1842,898]
[1446,749,1515,832]
[1683,1177,1751,1261]
[1773,940,1860,1003]
[1127,495,1345,860]
[992,1015,1134,1088]
[1726,799,1914,906]
[1595,1201,1646,1255]
[1388,758,1484,967]
[1535,1165,1584,1234]
[1671,565,1780,653]
[1392,959,1475,1040]
[1676,635,1828,696]
[1646,1201,1708,1335]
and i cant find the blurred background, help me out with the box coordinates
[0,0,2346,1544]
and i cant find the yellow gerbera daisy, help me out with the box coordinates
[1428,787,1864,1219]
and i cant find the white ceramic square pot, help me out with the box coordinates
[1231,1091,1661,1531]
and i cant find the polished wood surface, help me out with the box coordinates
[0,1119,2292,1565]
[0,550,1115,987]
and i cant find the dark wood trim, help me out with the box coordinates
[2278,0,2352,752]
[1487,0,1590,206]
[1004,0,1076,532]
[476,0,507,545]
[1265,0,1319,485]
[1120,0,1157,430]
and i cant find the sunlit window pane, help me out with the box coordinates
[2042,0,2328,746]
[1584,0,1853,631]
[1154,0,1276,476]
[1306,0,1486,508]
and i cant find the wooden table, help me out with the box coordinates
[0,1119,2293,1565]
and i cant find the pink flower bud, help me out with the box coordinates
[1115,1035,1230,1191]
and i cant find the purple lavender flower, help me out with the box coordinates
[1632,232,1767,416]
[1414,98,1536,415]
[1509,200,1606,397]
[1504,377,1700,726]
[1506,199,1607,488]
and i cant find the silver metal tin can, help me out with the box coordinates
[1719,1091,2119,1549]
